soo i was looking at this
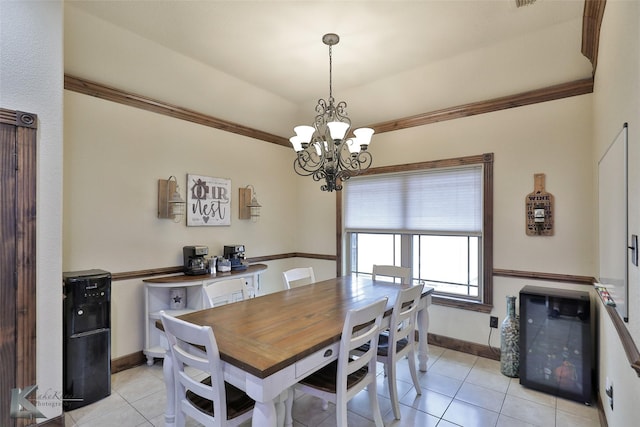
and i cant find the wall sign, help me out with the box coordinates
[186,174,231,226]
[525,173,554,236]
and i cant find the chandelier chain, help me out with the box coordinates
[328,44,333,102]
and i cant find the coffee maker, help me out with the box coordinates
[223,245,247,271]
[183,245,208,275]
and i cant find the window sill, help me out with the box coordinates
[432,295,492,313]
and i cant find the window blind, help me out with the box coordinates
[344,166,482,233]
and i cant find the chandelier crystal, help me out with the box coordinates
[289,33,374,192]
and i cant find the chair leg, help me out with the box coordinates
[408,350,422,395]
[368,381,385,427]
[388,361,401,420]
[176,401,186,427]
[336,398,348,427]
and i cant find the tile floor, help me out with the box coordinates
[64,345,602,427]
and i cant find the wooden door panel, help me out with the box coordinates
[1,120,18,427]
[0,109,37,427]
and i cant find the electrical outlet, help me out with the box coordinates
[490,316,499,328]
[606,377,614,410]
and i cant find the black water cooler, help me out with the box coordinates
[63,269,111,410]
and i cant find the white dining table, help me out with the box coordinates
[158,275,433,427]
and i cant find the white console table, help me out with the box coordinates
[142,263,267,365]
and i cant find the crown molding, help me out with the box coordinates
[582,0,607,74]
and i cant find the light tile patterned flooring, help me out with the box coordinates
[64,345,602,427]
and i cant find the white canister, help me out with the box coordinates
[217,258,231,272]
[169,287,187,309]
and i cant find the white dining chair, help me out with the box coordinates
[202,278,249,308]
[372,264,411,285]
[376,284,424,420]
[160,312,254,427]
[282,267,316,289]
[287,297,388,427]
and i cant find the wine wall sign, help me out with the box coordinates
[525,173,554,236]
[186,174,231,226]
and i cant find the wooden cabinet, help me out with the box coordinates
[142,264,267,365]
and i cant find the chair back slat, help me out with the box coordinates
[337,298,387,389]
[202,278,249,308]
[282,267,316,289]
[290,297,387,427]
[389,284,424,350]
[372,264,411,285]
[161,312,228,425]
[377,284,425,420]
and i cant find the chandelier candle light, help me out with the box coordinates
[289,33,374,192]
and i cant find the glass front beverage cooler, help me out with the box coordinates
[519,285,593,404]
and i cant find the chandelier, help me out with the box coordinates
[289,33,374,192]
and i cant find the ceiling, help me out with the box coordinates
[65,0,593,139]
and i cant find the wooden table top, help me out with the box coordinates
[163,275,433,379]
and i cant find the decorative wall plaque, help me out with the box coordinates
[525,173,554,236]
[186,174,231,226]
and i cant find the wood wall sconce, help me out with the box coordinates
[238,185,261,222]
[158,175,186,222]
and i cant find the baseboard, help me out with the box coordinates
[597,391,609,427]
[111,351,147,374]
[427,332,501,361]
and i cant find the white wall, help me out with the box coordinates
[63,90,301,356]
[64,0,595,367]
[0,0,63,421]
[301,15,592,131]
[293,91,598,357]
[1,0,631,424]
[344,92,594,346]
[62,90,342,357]
[593,1,640,426]
[60,2,640,426]
[63,1,345,359]
[63,92,297,271]
[64,4,298,139]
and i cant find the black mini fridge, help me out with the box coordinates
[519,286,593,404]
[63,269,111,410]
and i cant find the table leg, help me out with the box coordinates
[417,300,430,372]
[163,351,176,427]
[252,400,278,427]
[275,390,290,427]
[284,388,293,427]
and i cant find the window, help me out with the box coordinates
[341,154,493,312]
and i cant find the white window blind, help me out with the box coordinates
[344,166,482,233]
